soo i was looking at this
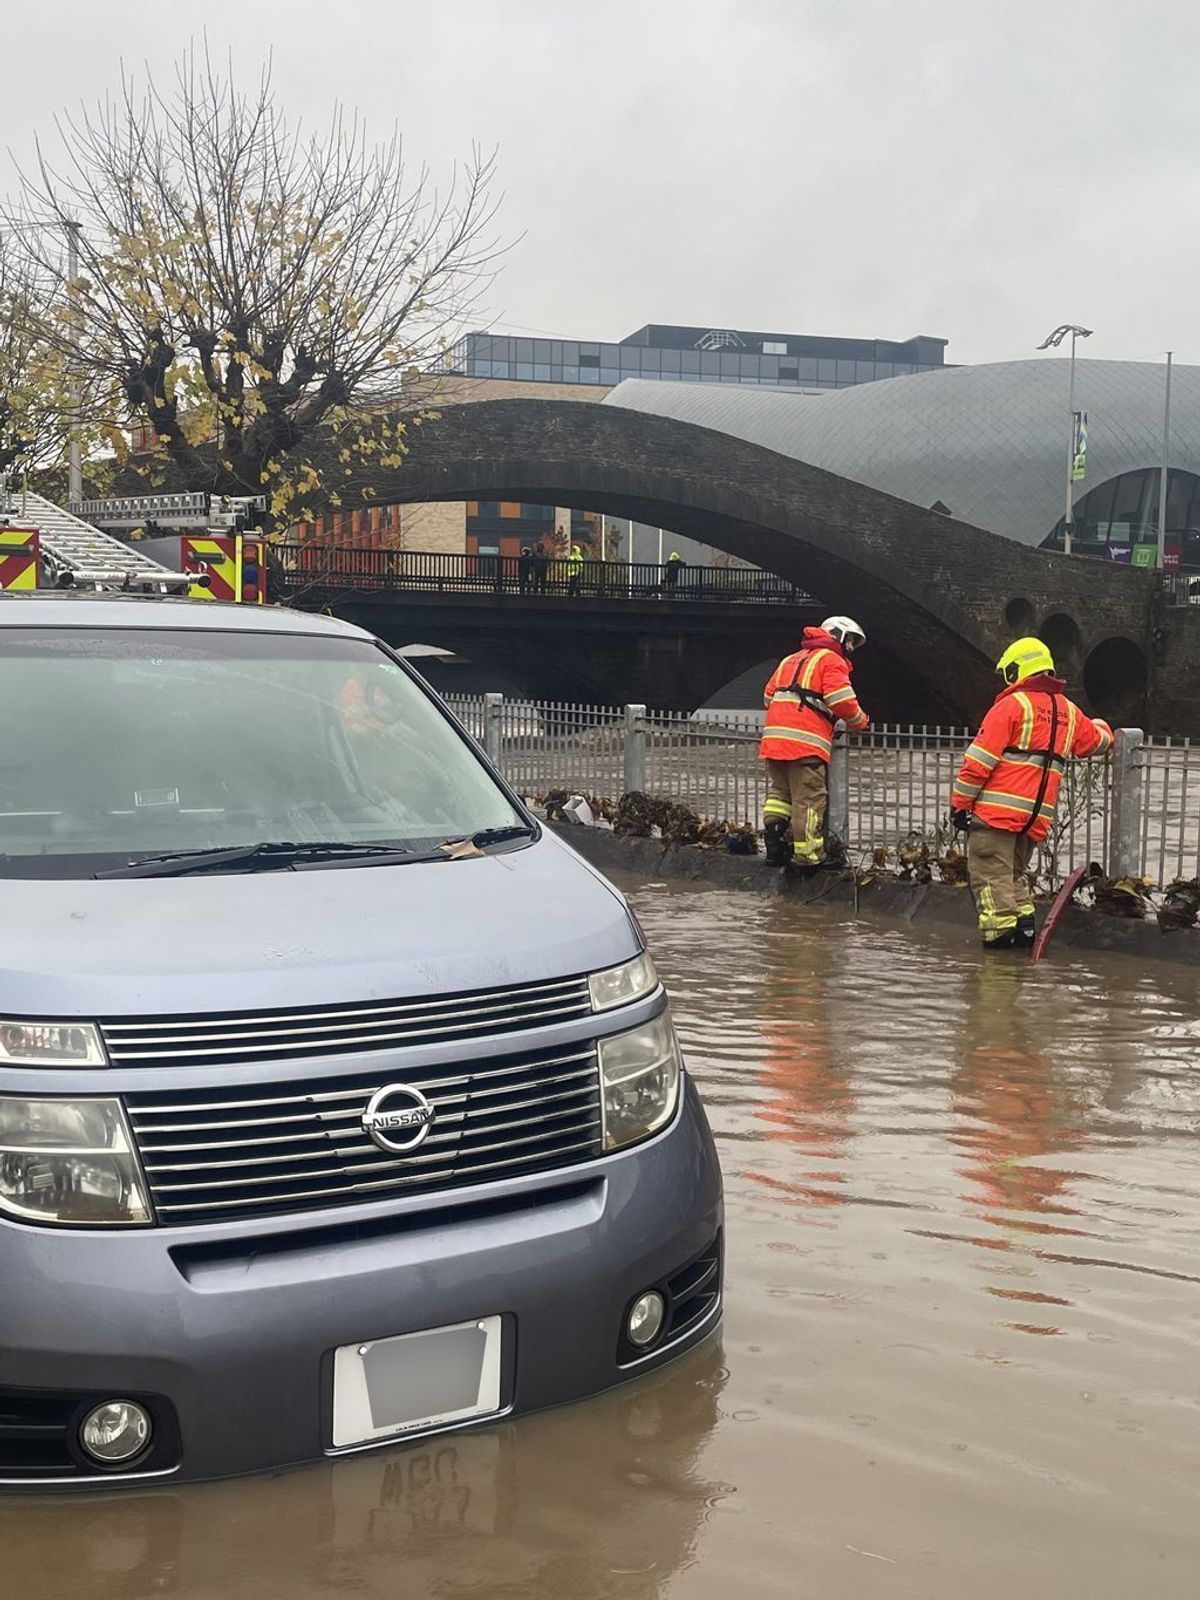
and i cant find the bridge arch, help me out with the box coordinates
[349,398,1157,725]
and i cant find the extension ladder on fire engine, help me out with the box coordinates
[0,490,184,591]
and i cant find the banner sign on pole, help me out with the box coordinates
[1071,411,1088,481]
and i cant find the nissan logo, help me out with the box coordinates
[362,1084,436,1153]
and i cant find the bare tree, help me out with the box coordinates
[0,230,80,484]
[11,47,499,523]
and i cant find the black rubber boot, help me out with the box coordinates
[982,930,1017,952]
[764,818,791,867]
[1016,914,1036,950]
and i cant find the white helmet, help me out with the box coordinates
[821,614,867,651]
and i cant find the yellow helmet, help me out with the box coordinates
[996,636,1055,686]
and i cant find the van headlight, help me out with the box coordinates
[0,1098,152,1225]
[598,1012,681,1151]
[589,952,659,1013]
[0,1021,107,1067]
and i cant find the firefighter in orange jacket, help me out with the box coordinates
[951,637,1113,950]
[759,616,870,867]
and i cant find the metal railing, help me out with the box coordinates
[1159,571,1200,606]
[277,544,811,604]
[440,694,1200,888]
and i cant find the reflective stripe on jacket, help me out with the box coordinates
[951,676,1113,842]
[759,634,868,766]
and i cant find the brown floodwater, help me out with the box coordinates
[5,878,1200,1599]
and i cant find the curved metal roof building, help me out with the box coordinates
[603,359,1200,554]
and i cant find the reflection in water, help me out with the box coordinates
[953,962,1085,1223]
[2,1345,726,1600]
[950,962,1089,1335]
[6,881,1200,1599]
[751,940,856,1214]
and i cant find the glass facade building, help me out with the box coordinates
[1046,468,1200,568]
[437,323,948,391]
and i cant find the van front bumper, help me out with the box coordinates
[0,1076,721,1487]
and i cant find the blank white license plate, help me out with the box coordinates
[332,1316,503,1450]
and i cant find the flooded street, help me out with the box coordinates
[6,879,1200,1598]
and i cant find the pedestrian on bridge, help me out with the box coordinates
[663,550,684,595]
[950,637,1113,951]
[518,545,534,595]
[759,615,870,868]
[567,543,584,597]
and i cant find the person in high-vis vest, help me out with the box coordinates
[759,616,870,867]
[566,543,584,596]
[951,637,1113,951]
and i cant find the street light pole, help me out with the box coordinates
[1157,350,1173,570]
[65,220,83,508]
[1037,323,1093,556]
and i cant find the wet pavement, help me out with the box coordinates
[5,878,1200,1598]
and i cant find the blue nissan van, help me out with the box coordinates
[0,595,722,1486]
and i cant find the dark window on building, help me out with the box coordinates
[1078,477,1118,542]
[1110,472,1152,542]
[1046,469,1200,563]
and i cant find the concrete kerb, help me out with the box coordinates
[551,825,1200,971]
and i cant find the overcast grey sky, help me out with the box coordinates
[7,0,1199,366]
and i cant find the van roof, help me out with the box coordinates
[0,593,372,639]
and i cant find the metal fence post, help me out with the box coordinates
[484,693,504,773]
[1108,727,1144,879]
[623,704,647,795]
[827,738,850,846]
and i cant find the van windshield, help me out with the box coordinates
[0,626,524,878]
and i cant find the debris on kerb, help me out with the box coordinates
[1158,878,1200,932]
[536,790,758,854]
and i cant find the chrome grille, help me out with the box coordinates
[124,1043,602,1225]
[101,976,592,1069]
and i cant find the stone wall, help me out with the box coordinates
[398,374,617,556]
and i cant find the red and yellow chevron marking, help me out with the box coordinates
[0,527,40,590]
[182,536,237,601]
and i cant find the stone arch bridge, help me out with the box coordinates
[300,399,1197,730]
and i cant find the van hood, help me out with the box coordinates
[0,832,637,1017]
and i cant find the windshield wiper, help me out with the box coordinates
[95,841,419,879]
[459,824,538,849]
[96,826,537,879]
